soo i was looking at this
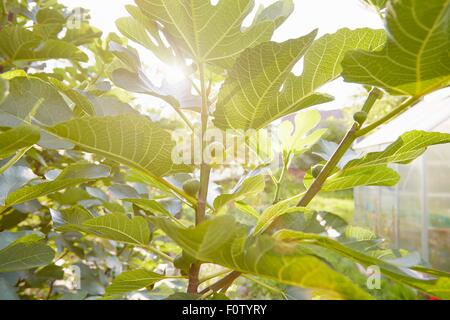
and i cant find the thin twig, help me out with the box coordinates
[356,96,421,137]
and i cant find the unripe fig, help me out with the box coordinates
[174,251,195,275]
[353,111,368,125]
[182,178,200,196]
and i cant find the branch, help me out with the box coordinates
[187,262,201,294]
[297,123,359,207]
[296,88,383,207]
[196,63,211,225]
[188,62,212,294]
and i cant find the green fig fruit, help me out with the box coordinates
[182,179,201,196]
[353,111,368,125]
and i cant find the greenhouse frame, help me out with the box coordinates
[354,90,450,271]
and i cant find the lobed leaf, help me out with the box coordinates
[342,0,450,96]
[321,131,450,191]
[0,25,88,64]
[48,114,190,177]
[134,0,293,67]
[277,110,327,156]
[214,28,385,129]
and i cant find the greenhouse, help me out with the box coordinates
[354,90,450,271]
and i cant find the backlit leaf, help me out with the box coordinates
[317,166,400,191]
[253,196,305,235]
[274,230,450,299]
[135,0,293,67]
[342,0,450,96]
[48,114,190,177]
[0,234,54,272]
[155,216,372,299]
[0,126,40,159]
[277,110,327,156]
[346,131,450,169]
[0,25,88,64]
[213,175,265,210]
[214,28,385,129]
[321,131,450,191]
[106,269,166,295]
[0,76,72,127]
[4,164,110,208]
[83,213,150,246]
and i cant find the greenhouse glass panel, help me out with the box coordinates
[355,186,379,230]
[426,143,450,271]
[354,92,450,271]
[396,159,423,254]
[378,187,397,245]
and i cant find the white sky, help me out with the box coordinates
[60,0,384,110]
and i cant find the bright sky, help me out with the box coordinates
[60,0,384,110]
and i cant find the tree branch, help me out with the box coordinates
[297,123,359,207]
[296,88,383,207]
[188,63,211,293]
